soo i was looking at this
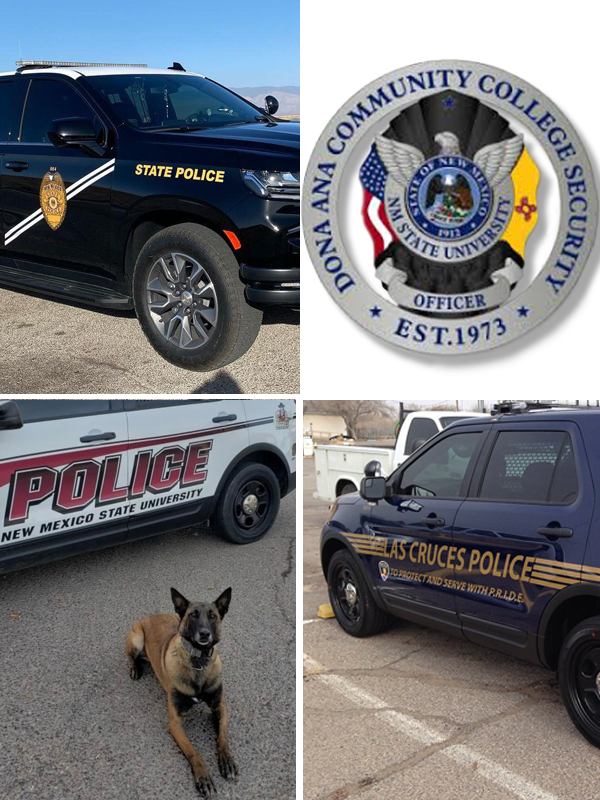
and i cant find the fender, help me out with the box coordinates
[320,528,390,613]
[205,443,292,517]
[536,582,600,668]
[116,195,240,273]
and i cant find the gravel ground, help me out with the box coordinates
[302,458,600,800]
[0,287,299,394]
[0,489,295,800]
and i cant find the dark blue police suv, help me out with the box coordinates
[321,404,600,748]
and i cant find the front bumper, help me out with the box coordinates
[240,264,299,305]
[240,224,300,306]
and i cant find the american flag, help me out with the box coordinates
[359,145,397,259]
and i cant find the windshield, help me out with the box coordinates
[440,416,476,427]
[84,73,261,130]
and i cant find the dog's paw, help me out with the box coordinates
[218,752,238,780]
[129,661,142,680]
[195,774,217,797]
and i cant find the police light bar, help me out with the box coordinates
[16,60,148,67]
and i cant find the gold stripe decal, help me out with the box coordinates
[343,531,600,595]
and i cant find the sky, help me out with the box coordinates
[0,0,299,87]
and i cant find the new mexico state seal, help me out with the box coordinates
[40,167,67,231]
[303,61,598,355]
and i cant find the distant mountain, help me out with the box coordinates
[232,86,300,116]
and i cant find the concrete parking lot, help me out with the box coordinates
[0,490,295,800]
[0,287,299,394]
[303,458,600,800]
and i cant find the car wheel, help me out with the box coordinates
[338,482,356,496]
[558,615,600,747]
[133,223,262,371]
[327,550,390,637]
[211,462,281,544]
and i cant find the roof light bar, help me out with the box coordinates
[16,60,148,68]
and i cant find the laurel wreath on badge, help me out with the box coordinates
[302,61,598,354]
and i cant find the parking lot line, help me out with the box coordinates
[303,654,560,800]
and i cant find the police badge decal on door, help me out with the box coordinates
[303,61,598,354]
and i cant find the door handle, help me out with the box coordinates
[421,516,445,527]
[80,431,116,443]
[213,414,237,423]
[537,526,573,538]
[5,161,29,172]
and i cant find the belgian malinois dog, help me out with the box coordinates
[125,587,237,796]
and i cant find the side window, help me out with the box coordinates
[406,417,438,454]
[122,400,216,410]
[20,79,97,143]
[0,79,16,141]
[398,432,482,498]
[16,400,111,422]
[479,431,578,504]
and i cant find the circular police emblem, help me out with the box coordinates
[302,61,598,354]
[378,561,390,581]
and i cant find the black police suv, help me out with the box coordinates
[0,63,299,370]
[321,405,600,748]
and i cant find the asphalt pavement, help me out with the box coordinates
[0,489,295,800]
[302,458,600,800]
[0,287,299,394]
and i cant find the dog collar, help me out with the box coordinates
[179,638,214,671]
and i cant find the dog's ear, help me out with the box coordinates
[171,587,190,618]
[214,587,232,618]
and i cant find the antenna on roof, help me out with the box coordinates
[168,62,186,71]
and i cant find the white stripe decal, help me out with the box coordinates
[5,208,44,239]
[4,159,116,246]
[66,164,115,201]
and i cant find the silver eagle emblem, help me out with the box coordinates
[375,130,524,189]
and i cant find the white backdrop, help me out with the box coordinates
[300,1,600,397]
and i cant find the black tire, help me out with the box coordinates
[558,615,600,747]
[133,223,263,371]
[211,462,281,544]
[338,482,357,496]
[327,550,390,637]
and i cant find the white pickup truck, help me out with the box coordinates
[314,411,487,501]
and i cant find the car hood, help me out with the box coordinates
[150,121,299,170]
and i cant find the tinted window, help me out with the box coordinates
[406,417,438,453]
[479,431,577,504]
[399,432,481,498]
[20,79,96,143]
[16,400,111,422]
[0,79,15,140]
[85,73,258,129]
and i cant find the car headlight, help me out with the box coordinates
[241,169,300,200]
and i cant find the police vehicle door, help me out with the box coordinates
[369,428,487,628]
[123,400,255,527]
[0,400,129,550]
[1,75,113,269]
[452,423,593,653]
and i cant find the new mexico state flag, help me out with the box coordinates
[502,147,540,259]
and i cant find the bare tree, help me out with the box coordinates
[303,400,394,439]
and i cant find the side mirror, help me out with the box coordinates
[411,438,427,454]
[364,459,381,478]
[0,400,23,430]
[47,117,99,150]
[360,475,387,503]
[264,95,279,115]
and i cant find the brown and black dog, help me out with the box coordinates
[125,587,237,796]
